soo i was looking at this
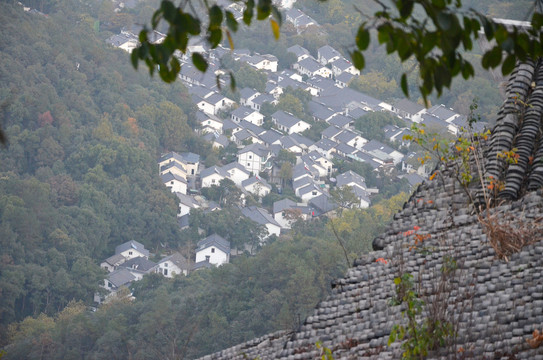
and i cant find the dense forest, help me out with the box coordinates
[0,0,528,358]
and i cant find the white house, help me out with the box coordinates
[241,206,281,238]
[160,162,188,180]
[247,54,278,72]
[336,170,371,208]
[231,106,264,126]
[195,234,231,266]
[271,110,311,135]
[272,198,312,229]
[176,193,201,217]
[237,143,273,175]
[294,57,333,78]
[118,257,159,281]
[200,166,228,188]
[161,172,188,194]
[298,184,324,203]
[158,252,190,277]
[330,58,360,76]
[97,268,136,303]
[100,254,126,273]
[317,45,341,65]
[222,162,251,186]
[287,44,311,62]
[241,176,272,198]
[115,240,149,260]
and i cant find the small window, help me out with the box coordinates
[129,251,133,255]
[164,263,168,267]
[211,248,215,253]
[108,282,112,288]
[249,155,252,159]
[206,255,210,261]
[171,181,174,185]
[164,269,168,276]
[247,163,250,166]
[312,191,317,195]
[212,179,216,183]
[191,169,194,175]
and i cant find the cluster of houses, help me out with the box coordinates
[102,2,476,286]
[96,235,231,303]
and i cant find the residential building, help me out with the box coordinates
[195,234,231,266]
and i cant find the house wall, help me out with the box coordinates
[245,182,271,197]
[100,262,115,273]
[178,202,194,217]
[165,179,187,194]
[202,173,225,188]
[300,189,322,203]
[265,223,281,237]
[195,247,229,266]
[158,261,187,277]
[118,249,147,260]
[286,121,311,135]
[160,165,188,180]
[197,101,216,115]
[226,169,250,186]
[238,151,264,175]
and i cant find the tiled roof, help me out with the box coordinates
[197,57,543,360]
[197,234,231,254]
[115,240,149,257]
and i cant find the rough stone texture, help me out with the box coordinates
[197,59,543,359]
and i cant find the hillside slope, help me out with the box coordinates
[198,59,543,359]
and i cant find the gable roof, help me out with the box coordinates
[115,240,149,257]
[197,234,231,254]
[241,176,272,189]
[159,252,190,270]
[317,45,341,61]
[287,44,310,58]
[241,206,280,227]
[393,98,424,115]
[222,162,251,175]
[272,198,297,214]
[118,256,157,272]
[200,166,228,179]
[297,57,324,73]
[259,129,283,145]
[272,110,304,128]
[107,268,136,288]
[238,143,271,157]
[336,170,366,188]
[160,172,187,184]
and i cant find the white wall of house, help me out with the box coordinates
[300,188,322,203]
[195,247,229,266]
[165,179,187,194]
[117,249,147,261]
[196,100,216,115]
[315,67,333,78]
[202,173,225,188]
[158,261,187,277]
[265,223,281,237]
[244,182,271,197]
[226,169,250,186]
[245,112,264,126]
[160,165,187,180]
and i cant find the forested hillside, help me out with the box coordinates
[0,0,202,341]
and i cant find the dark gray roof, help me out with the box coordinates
[107,269,136,288]
[331,58,352,71]
[200,165,228,179]
[308,101,336,121]
[159,151,185,164]
[238,143,271,157]
[251,94,275,106]
[239,87,259,100]
[197,234,231,254]
[297,184,322,197]
[115,240,149,257]
[159,252,190,270]
[241,206,280,227]
[293,176,313,191]
[307,193,337,214]
[239,120,265,135]
[312,138,338,151]
[287,45,310,58]
[317,45,341,62]
[187,85,215,99]
[233,129,254,142]
[328,114,352,128]
[102,254,126,267]
[297,57,323,72]
[118,256,157,273]
[289,133,314,148]
[394,98,424,115]
[203,132,229,147]
[427,104,458,120]
[362,139,396,155]
[335,72,355,84]
[334,142,357,155]
[241,176,271,189]
[272,198,297,214]
[222,162,250,175]
[350,151,382,169]
[176,193,200,207]
[231,106,255,119]
[222,118,239,132]
[259,129,283,145]
[334,129,358,143]
[403,172,425,187]
[321,125,343,139]
[192,259,214,271]
[347,107,368,119]
[421,113,449,130]
[336,170,366,188]
[178,214,190,229]
[106,34,134,47]
[272,110,304,128]
[160,172,187,184]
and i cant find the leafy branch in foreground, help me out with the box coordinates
[132,0,543,101]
